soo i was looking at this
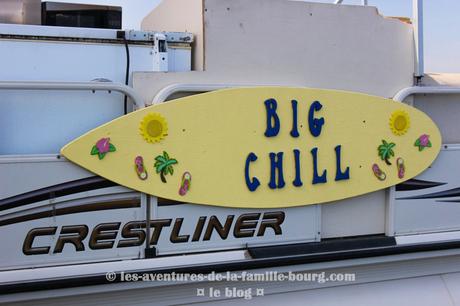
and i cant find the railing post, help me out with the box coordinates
[0,81,145,109]
[413,0,424,78]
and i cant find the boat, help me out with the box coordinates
[1,0,460,305]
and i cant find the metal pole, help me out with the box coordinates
[394,86,460,102]
[413,0,424,78]
[145,194,152,257]
[152,83,278,104]
[0,81,145,109]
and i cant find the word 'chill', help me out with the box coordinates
[245,99,350,191]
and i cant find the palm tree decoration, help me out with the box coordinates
[154,151,178,183]
[378,140,396,165]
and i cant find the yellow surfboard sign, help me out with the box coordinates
[61,87,441,208]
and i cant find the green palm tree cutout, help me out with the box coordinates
[378,140,396,165]
[154,151,178,183]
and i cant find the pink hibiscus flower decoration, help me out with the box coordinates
[415,134,432,151]
[91,137,116,159]
[96,138,111,154]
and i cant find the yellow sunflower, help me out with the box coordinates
[389,110,410,136]
[139,113,168,143]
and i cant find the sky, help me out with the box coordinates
[51,0,460,73]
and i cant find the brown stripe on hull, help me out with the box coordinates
[158,197,185,206]
[0,176,118,212]
[0,199,140,227]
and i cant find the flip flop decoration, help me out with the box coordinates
[179,172,192,196]
[372,164,386,181]
[396,157,405,179]
[134,156,148,180]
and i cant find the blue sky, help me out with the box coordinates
[53,0,460,73]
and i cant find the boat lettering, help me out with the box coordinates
[245,99,350,191]
[22,212,285,255]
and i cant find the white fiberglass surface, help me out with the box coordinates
[0,40,153,155]
[0,90,124,155]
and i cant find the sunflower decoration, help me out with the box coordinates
[389,110,410,136]
[139,113,168,143]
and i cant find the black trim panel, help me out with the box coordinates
[397,186,460,200]
[248,235,396,259]
[396,179,446,192]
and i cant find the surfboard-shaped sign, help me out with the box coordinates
[61,87,441,208]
